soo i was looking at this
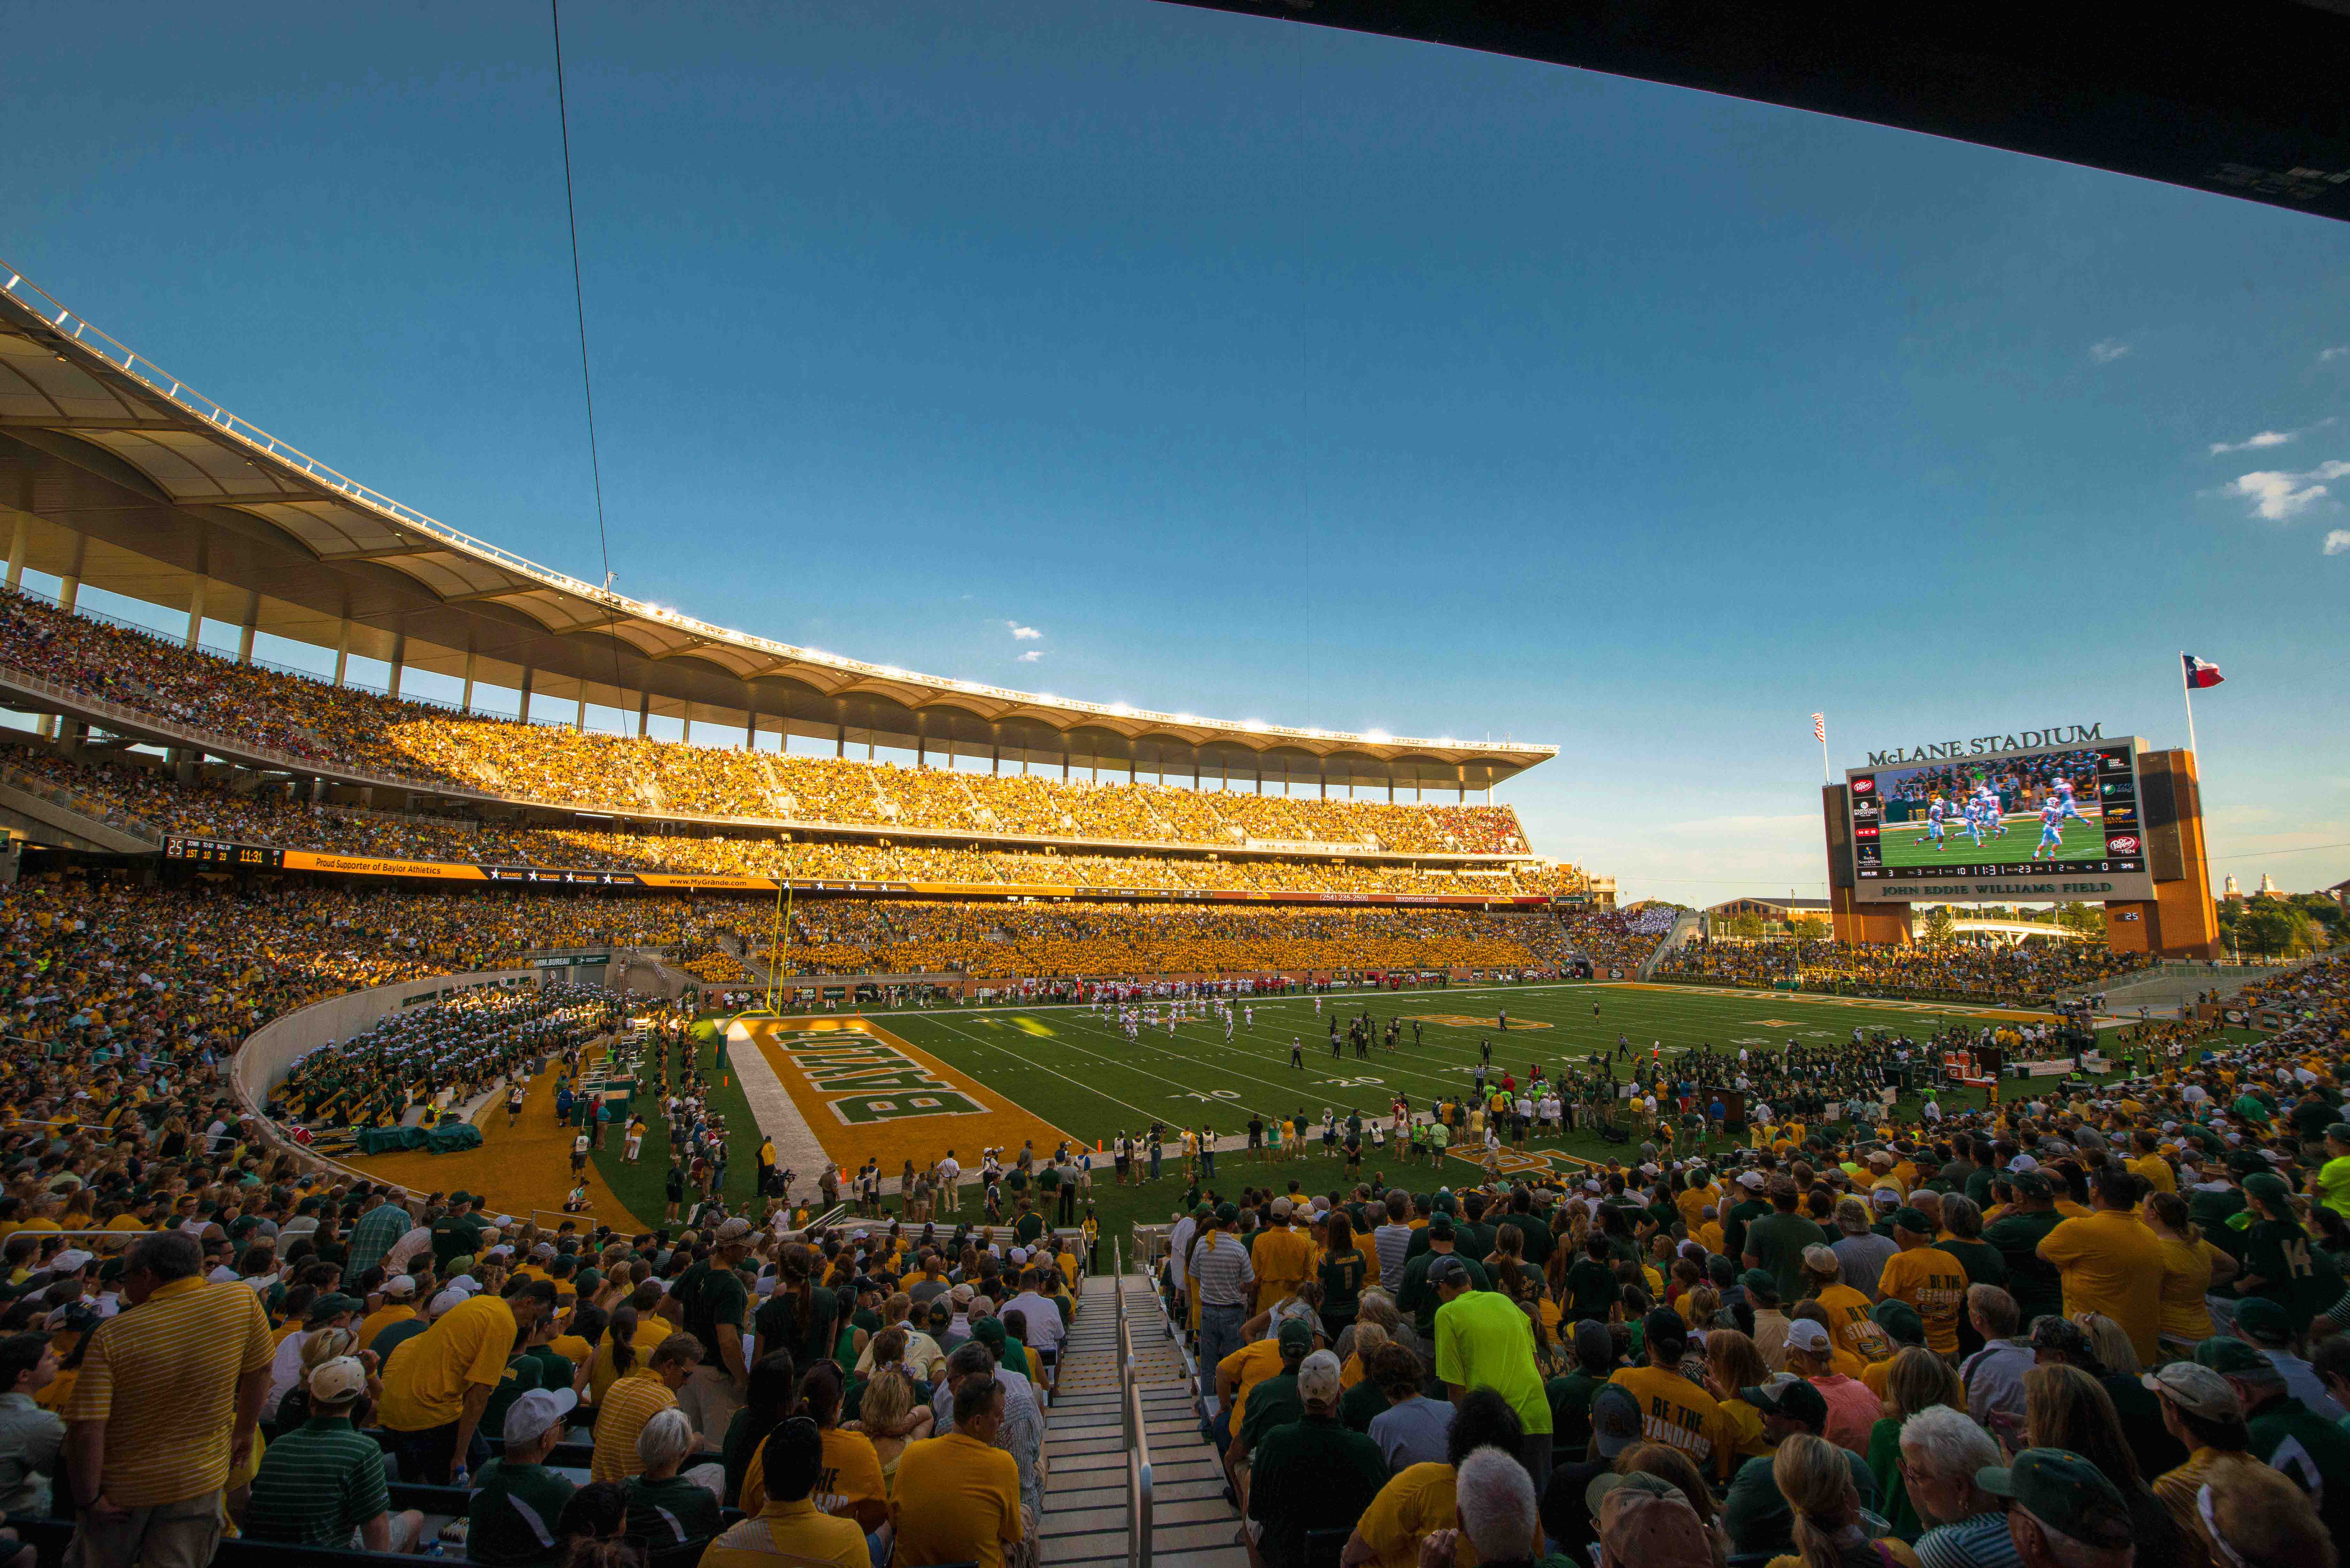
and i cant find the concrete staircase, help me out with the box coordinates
[1039,1270,1246,1568]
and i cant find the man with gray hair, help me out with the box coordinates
[1896,1405,2018,1568]
[1831,1196,1897,1301]
[62,1229,275,1568]
[1247,1351,1385,1568]
[1446,1446,1542,1568]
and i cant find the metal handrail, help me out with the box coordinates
[1119,1239,1153,1568]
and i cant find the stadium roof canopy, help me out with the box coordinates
[0,269,1552,796]
[1163,1,2350,225]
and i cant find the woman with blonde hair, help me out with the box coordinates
[848,1365,934,1495]
[1863,1346,1964,1539]
[2073,1312,2142,1378]
[1766,1432,1920,1568]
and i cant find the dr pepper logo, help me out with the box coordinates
[1850,778,1874,793]
[2105,835,2141,854]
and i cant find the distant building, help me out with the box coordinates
[2257,873,2283,900]
[2223,875,2243,903]
[1706,896,1831,921]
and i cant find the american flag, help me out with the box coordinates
[1812,712,1826,743]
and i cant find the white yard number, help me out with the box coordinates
[1323,1076,1386,1088]
[1172,1089,1242,1103]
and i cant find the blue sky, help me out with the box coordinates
[5,2,2346,906]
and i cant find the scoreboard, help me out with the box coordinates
[1843,738,2156,904]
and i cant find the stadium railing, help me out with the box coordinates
[1116,1238,1154,1568]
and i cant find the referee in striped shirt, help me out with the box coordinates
[1190,1203,1254,1378]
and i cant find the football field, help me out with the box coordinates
[1875,811,2104,869]
[869,980,2061,1152]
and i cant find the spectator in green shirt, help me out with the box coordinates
[469,1387,580,1566]
[245,1356,423,1552]
[1741,1176,1830,1303]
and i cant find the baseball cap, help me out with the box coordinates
[1427,1214,1456,1240]
[1586,1468,1689,1517]
[1270,1197,1292,1218]
[1736,1171,1764,1189]
[1975,1449,2133,1549]
[1599,1483,1713,1568]
[1214,1202,1240,1223]
[382,1275,416,1299]
[428,1288,468,1317]
[2142,1361,2242,1421]
[2194,1337,2281,1381]
[306,1293,363,1324]
[1297,1350,1341,1404]
[1740,1268,1778,1300]
[2006,1155,2039,1173]
[1588,1383,1644,1458]
[503,1386,580,1446]
[1872,1299,1926,1346]
[2241,1173,2291,1207]
[1738,1376,1828,1429]
[2007,1171,2054,1199]
[1277,1318,1315,1353]
[1427,1256,1471,1290]
[52,1250,92,1272]
[307,1356,368,1404]
[2231,1297,2292,1346]
[715,1217,753,1243]
[1801,1244,1840,1275]
[1572,1321,1615,1366]
[1871,1187,1900,1209]
[1784,1318,1831,1354]
[1892,1207,1932,1234]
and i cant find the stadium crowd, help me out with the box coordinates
[1167,950,2350,1568]
[1658,936,2156,1007]
[0,586,1540,856]
[3,744,1582,898]
[767,901,1631,979]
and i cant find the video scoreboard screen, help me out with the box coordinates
[1845,739,2155,904]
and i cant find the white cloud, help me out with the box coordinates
[2088,338,2131,364]
[1016,649,1043,663]
[1005,622,1042,641]
[2327,530,2350,555]
[2322,346,2349,364]
[2226,461,2350,520]
[2209,430,2293,455]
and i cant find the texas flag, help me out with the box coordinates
[2182,653,2225,689]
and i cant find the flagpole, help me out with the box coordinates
[2179,652,2199,758]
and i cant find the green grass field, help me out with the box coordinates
[589,1018,771,1229]
[834,979,2135,1260]
[1876,811,2107,869]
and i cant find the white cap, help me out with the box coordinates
[446,1274,480,1296]
[52,1250,92,1272]
[308,1356,368,1404]
[2007,1154,2040,1173]
[503,1386,579,1445]
[1736,1172,1765,1190]
[1298,1350,1342,1404]
[1785,1319,1831,1353]
[428,1288,469,1316]
[383,1275,416,1299]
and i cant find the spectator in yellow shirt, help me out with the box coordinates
[2035,1169,2167,1368]
[1875,1211,1968,1360]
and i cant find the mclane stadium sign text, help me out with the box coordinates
[1865,724,2105,767]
